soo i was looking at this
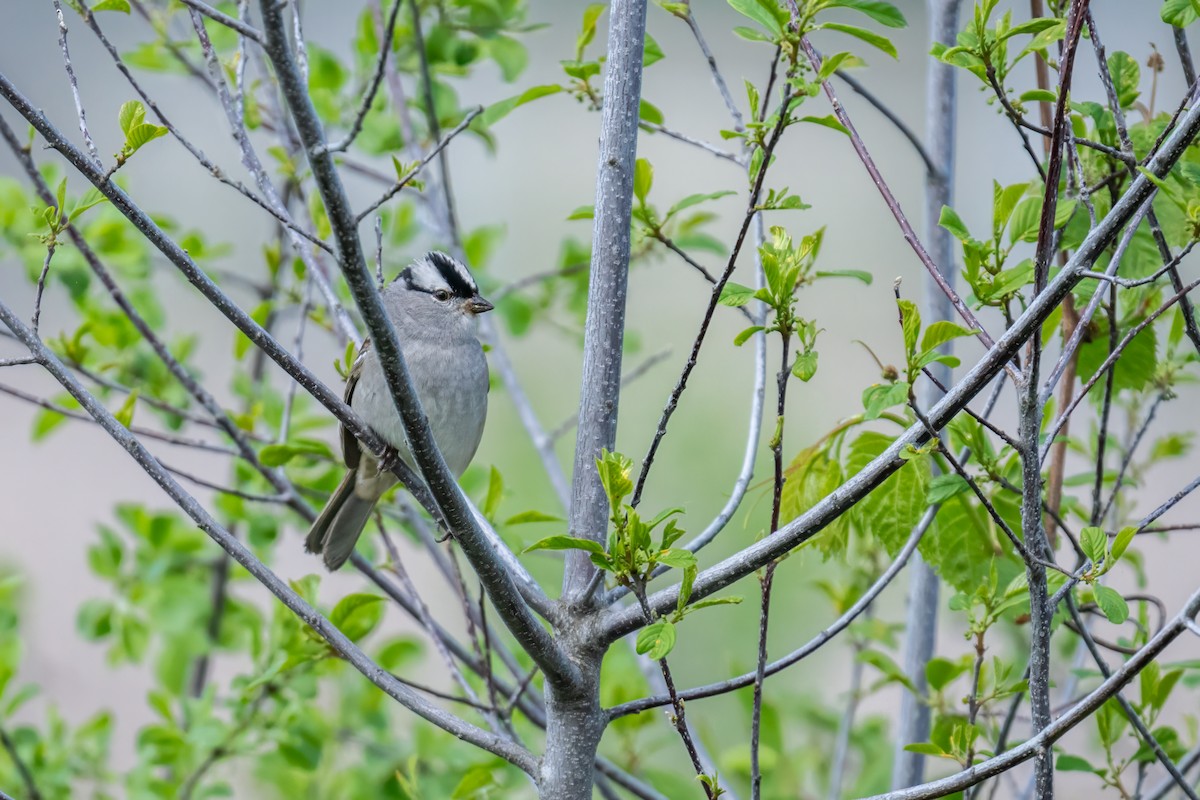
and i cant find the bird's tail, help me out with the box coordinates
[306,471,377,570]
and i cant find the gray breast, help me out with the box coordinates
[350,336,488,477]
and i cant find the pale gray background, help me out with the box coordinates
[0,0,1197,791]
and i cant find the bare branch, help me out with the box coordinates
[52,0,99,166]
[562,0,649,606]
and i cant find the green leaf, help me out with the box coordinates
[727,0,784,36]
[925,656,968,691]
[677,563,697,612]
[733,25,774,41]
[1108,51,1141,108]
[939,205,972,242]
[903,742,947,756]
[820,22,898,58]
[523,535,604,555]
[1056,754,1102,773]
[657,548,696,569]
[821,0,907,27]
[125,122,169,152]
[1093,585,1129,625]
[633,158,653,203]
[112,391,137,429]
[792,350,818,381]
[1000,17,1062,39]
[897,298,921,355]
[815,268,872,284]
[920,320,977,353]
[451,766,498,799]
[799,114,850,135]
[639,98,664,125]
[926,473,969,504]
[1163,0,1200,27]
[1080,526,1107,565]
[596,449,634,511]
[861,381,909,420]
[483,466,504,520]
[566,204,595,220]
[504,510,564,525]
[576,4,606,59]
[481,84,563,126]
[846,432,930,556]
[666,190,735,219]
[118,100,145,136]
[781,446,848,556]
[858,648,916,691]
[643,32,665,68]
[329,593,385,641]
[635,619,677,660]
[817,51,866,82]
[686,596,743,611]
[719,282,756,307]
[1019,88,1057,104]
[92,0,131,11]
[1008,196,1043,243]
[734,325,765,346]
[70,187,109,219]
[1076,321,1157,394]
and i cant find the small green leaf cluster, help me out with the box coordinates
[28,178,108,248]
[525,451,740,660]
[114,100,169,169]
[939,181,1078,308]
[930,0,1064,100]
[722,225,869,382]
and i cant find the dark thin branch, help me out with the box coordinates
[354,107,482,223]
[629,89,792,511]
[0,381,239,457]
[1063,597,1199,800]
[798,36,1009,374]
[834,68,936,177]
[321,0,402,153]
[0,726,42,800]
[861,580,1200,800]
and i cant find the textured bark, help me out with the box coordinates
[891,0,962,789]
[563,0,648,606]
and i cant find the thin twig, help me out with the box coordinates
[321,0,403,153]
[354,107,483,223]
[53,0,99,166]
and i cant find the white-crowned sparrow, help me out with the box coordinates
[306,251,493,570]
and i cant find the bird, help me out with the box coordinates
[306,251,493,570]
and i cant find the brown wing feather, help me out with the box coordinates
[340,337,372,470]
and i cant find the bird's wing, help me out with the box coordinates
[340,337,371,470]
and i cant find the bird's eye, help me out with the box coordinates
[433,289,452,302]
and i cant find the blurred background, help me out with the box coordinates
[1,0,1198,794]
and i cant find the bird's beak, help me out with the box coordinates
[465,295,494,314]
